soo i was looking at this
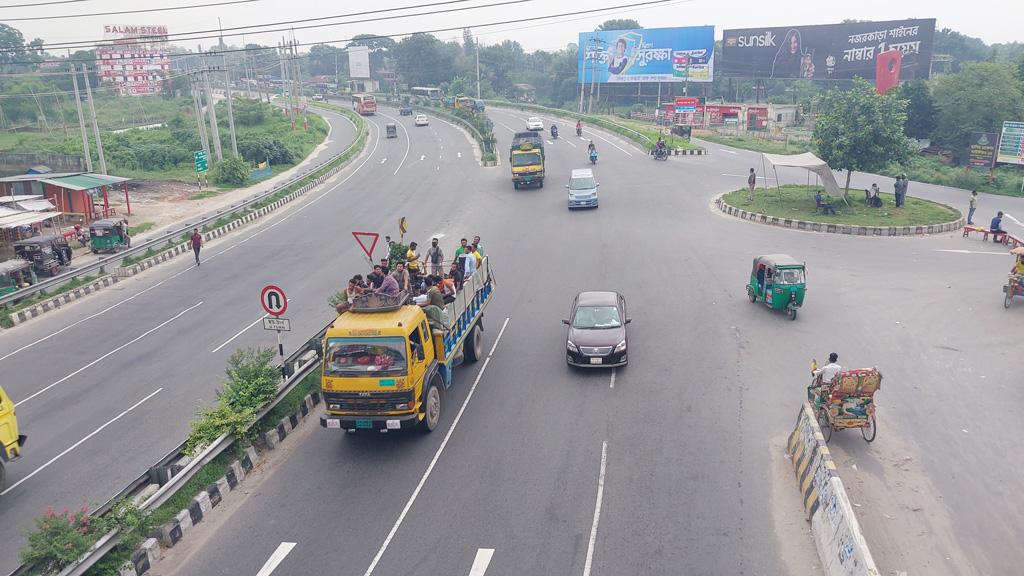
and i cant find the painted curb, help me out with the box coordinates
[715,195,964,236]
[672,148,708,156]
[118,391,322,576]
[5,132,367,330]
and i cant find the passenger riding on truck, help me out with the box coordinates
[320,257,495,433]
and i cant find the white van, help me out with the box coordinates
[566,168,599,209]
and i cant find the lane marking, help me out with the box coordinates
[497,121,516,133]
[934,249,1009,256]
[378,111,411,175]
[582,440,609,576]
[1,388,163,496]
[720,149,739,155]
[468,548,495,576]
[211,297,293,353]
[457,151,462,158]
[380,157,388,164]
[609,370,616,389]
[255,542,297,576]
[563,138,577,149]
[363,317,511,576]
[420,154,426,161]
[15,301,203,407]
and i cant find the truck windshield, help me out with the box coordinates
[572,306,621,329]
[324,337,407,376]
[776,268,805,285]
[512,152,542,166]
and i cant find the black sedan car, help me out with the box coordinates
[563,291,630,368]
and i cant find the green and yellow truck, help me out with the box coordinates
[510,131,545,189]
[0,384,26,491]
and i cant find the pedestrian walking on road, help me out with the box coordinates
[426,238,444,277]
[747,168,757,202]
[968,190,978,225]
[189,228,203,266]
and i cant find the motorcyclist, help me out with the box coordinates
[576,120,582,137]
[550,124,558,138]
[654,137,667,158]
[587,140,596,154]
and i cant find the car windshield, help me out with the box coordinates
[569,177,596,190]
[572,305,621,329]
[528,117,541,124]
[512,152,542,166]
[324,337,407,376]
[775,268,805,285]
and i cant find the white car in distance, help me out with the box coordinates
[526,116,544,131]
[414,114,430,126]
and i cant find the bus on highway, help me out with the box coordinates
[411,86,442,100]
[352,93,376,115]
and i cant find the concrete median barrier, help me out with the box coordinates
[787,402,879,576]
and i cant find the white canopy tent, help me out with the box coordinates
[760,152,843,198]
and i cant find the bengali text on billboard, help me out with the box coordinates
[720,19,935,80]
[967,132,999,169]
[997,121,1024,166]
[577,26,715,84]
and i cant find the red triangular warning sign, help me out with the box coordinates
[352,231,379,261]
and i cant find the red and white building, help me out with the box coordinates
[95,24,171,96]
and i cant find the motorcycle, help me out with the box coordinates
[550,126,559,139]
[576,127,583,137]
[589,150,598,164]
[652,146,669,161]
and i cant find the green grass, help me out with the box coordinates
[189,190,219,200]
[600,116,699,151]
[899,155,1024,198]
[128,222,155,235]
[6,273,99,314]
[146,448,242,528]
[257,368,321,435]
[698,132,815,155]
[722,184,960,226]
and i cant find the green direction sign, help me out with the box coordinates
[194,150,209,173]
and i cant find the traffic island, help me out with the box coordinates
[717,184,963,236]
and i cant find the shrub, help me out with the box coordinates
[20,507,112,573]
[213,154,249,186]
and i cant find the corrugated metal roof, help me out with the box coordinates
[0,211,61,229]
[39,174,130,191]
[16,199,56,212]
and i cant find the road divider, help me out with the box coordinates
[787,402,879,576]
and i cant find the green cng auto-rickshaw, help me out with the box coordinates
[89,218,130,253]
[385,123,398,138]
[0,259,36,297]
[746,254,806,320]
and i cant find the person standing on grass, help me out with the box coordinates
[968,191,978,225]
[747,168,757,202]
[189,228,203,266]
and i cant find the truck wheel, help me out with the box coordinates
[419,375,443,433]
[0,461,5,492]
[538,180,544,189]
[513,182,519,190]
[464,324,483,363]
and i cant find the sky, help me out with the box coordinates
[3,0,1019,55]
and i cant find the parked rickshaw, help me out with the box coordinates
[89,218,131,253]
[808,363,881,443]
[13,235,72,276]
[746,254,806,320]
[385,123,398,138]
[0,259,36,297]
[1004,247,1024,309]
[0,383,27,491]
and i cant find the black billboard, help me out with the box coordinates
[721,19,935,80]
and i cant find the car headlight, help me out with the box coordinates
[566,340,578,353]
[614,340,627,353]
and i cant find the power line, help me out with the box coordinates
[11,0,675,65]
[0,0,98,8]
[6,0,494,52]
[3,0,260,21]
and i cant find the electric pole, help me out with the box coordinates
[70,64,93,172]
[202,66,223,161]
[81,64,107,175]
[475,37,481,99]
[189,72,211,160]
[223,53,238,155]
[280,41,295,128]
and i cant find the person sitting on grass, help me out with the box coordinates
[815,191,836,215]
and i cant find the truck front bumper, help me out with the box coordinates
[320,413,421,432]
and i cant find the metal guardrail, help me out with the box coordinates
[9,322,331,576]
[0,110,364,310]
[483,100,653,147]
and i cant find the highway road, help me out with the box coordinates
[6,103,1024,575]
[0,107,363,571]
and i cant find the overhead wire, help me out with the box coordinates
[2,0,260,21]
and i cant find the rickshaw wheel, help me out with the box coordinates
[747,287,756,303]
[817,409,832,443]
[788,307,798,321]
[861,414,877,443]
[1006,291,1013,309]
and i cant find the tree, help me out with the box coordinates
[813,78,911,196]
[596,19,641,31]
[308,44,344,77]
[932,61,1024,163]
[213,155,250,186]
[933,28,989,72]
[462,28,476,54]
[0,23,27,69]
[896,80,936,140]
[393,33,454,87]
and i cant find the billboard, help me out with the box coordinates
[348,45,370,79]
[95,24,170,97]
[996,121,1024,166]
[577,26,715,84]
[721,19,935,80]
[967,132,999,169]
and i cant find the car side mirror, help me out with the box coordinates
[562,319,570,325]
[565,184,570,189]
[596,183,600,187]
[625,317,632,324]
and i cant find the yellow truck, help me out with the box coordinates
[510,131,545,190]
[0,384,26,491]
[320,258,494,433]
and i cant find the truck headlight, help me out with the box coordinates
[394,403,410,410]
[566,340,578,353]
[614,340,627,353]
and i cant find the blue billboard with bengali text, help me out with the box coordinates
[577,26,715,84]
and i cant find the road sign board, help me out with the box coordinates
[352,231,379,261]
[194,150,209,173]
[399,216,408,235]
[260,284,288,316]
[996,121,1024,166]
[263,317,291,331]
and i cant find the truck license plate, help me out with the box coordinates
[386,420,401,430]
[356,420,373,429]
[326,419,341,429]
[590,358,603,365]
